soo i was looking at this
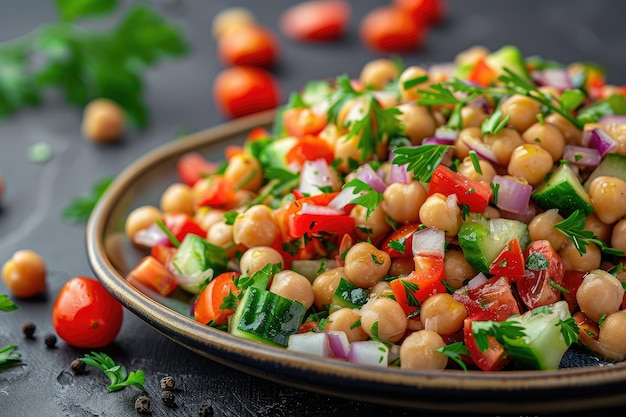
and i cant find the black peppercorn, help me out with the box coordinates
[198,404,214,417]
[22,322,36,339]
[135,395,151,415]
[159,375,175,391]
[161,390,175,407]
[44,333,57,348]
[70,359,86,375]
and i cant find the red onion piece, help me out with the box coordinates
[388,162,410,184]
[434,126,460,141]
[328,186,360,211]
[133,223,169,248]
[581,128,617,157]
[491,175,532,214]
[412,226,445,258]
[348,340,389,366]
[563,145,601,166]
[301,202,345,216]
[299,158,334,196]
[598,114,626,125]
[462,135,499,164]
[287,332,333,358]
[326,331,350,360]
[531,68,573,91]
[422,137,456,145]
[466,272,488,290]
[354,163,387,193]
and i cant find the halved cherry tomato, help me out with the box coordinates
[193,176,237,209]
[163,213,206,245]
[218,24,279,67]
[463,312,510,372]
[52,276,123,348]
[517,239,565,310]
[428,164,493,214]
[128,256,178,296]
[194,271,241,326]
[394,0,447,26]
[453,275,521,322]
[285,135,334,167]
[359,6,426,53]
[283,107,327,137]
[279,0,351,42]
[177,152,217,187]
[468,57,497,87]
[213,66,282,119]
[389,254,446,315]
[488,238,526,280]
[381,223,422,258]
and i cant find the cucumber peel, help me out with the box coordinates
[532,163,594,217]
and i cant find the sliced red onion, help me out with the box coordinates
[466,272,488,290]
[491,175,532,215]
[301,202,346,216]
[354,163,387,193]
[328,186,361,211]
[348,340,389,367]
[299,158,334,196]
[388,162,411,184]
[532,68,573,91]
[462,135,500,164]
[563,145,601,166]
[581,128,617,157]
[434,126,460,141]
[412,226,445,258]
[287,332,333,358]
[326,331,350,360]
[422,136,456,145]
[598,114,626,125]
[133,223,169,248]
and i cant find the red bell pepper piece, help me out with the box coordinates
[488,238,526,280]
[428,164,493,214]
[389,254,446,315]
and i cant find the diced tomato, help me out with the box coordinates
[163,213,206,246]
[562,270,585,314]
[359,6,427,53]
[463,312,510,372]
[128,256,178,296]
[468,57,497,87]
[279,0,351,42]
[428,164,493,214]
[177,152,217,186]
[488,238,526,280]
[246,126,272,143]
[150,244,177,266]
[217,24,279,68]
[194,271,241,326]
[283,107,328,137]
[389,254,446,315]
[516,240,565,310]
[453,275,521,322]
[286,192,342,216]
[297,321,320,333]
[293,236,329,261]
[381,223,422,258]
[285,135,335,167]
[289,212,355,238]
[224,145,244,160]
[394,0,446,26]
[193,175,238,209]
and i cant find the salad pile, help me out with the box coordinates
[125,45,626,372]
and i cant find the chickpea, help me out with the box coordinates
[454,127,481,160]
[420,293,467,335]
[381,181,427,224]
[576,269,623,323]
[389,257,415,277]
[456,156,496,182]
[160,183,195,216]
[585,212,612,244]
[312,267,345,310]
[454,45,489,67]
[125,205,163,246]
[598,311,626,354]
[232,205,278,248]
[461,105,488,128]
[610,219,626,251]
[522,122,566,162]
[223,153,263,192]
[482,205,501,219]
[81,98,125,143]
[544,113,582,145]
[419,193,462,236]
[369,280,394,298]
[559,240,602,272]
[398,66,429,102]
[602,122,626,156]
[239,246,284,276]
[507,144,553,186]
[194,207,226,232]
[396,103,436,145]
[343,242,391,289]
[360,59,399,90]
[588,176,626,224]
[528,209,567,251]
[483,127,525,166]
[212,7,255,38]
[351,204,391,245]
[269,270,314,309]
[444,248,476,290]
[206,220,239,257]
[325,308,369,343]
[334,133,365,174]
[2,249,47,298]
[359,297,408,343]
[499,95,542,132]
[399,329,448,370]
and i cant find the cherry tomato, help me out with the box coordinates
[428,164,493,214]
[393,0,447,26]
[463,312,510,372]
[517,240,565,310]
[279,0,351,42]
[52,276,123,348]
[217,24,279,67]
[213,66,282,119]
[177,152,217,187]
[284,135,335,167]
[453,275,521,322]
[194,271,240,326]
[283,107,327,137]
[359,6,426,53]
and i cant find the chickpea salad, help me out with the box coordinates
[125,45,626,372]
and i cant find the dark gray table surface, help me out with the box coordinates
[2,1,626,416]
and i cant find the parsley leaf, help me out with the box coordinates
[0,294,18,312]
[55,0,118,22]
[0,345,22,372]
[554,209,624,256]
[481,108,510,136]
[558,317,580,346]
[436,342,469,371]
[392,144,452,182]
[471,320,526,353]
[62,176,113,223]
[79,351,145,392]
[343,178,382,220]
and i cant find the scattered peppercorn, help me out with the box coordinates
[161,390,175,407]
[135,395,151,415]
[198,404,214,417]
[44,333,57,348]
[159,375,175,391]
[71,358,86,375]
[22,322,36,339]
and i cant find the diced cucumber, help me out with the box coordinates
[458,216,530,273]
[229,287,306,347]
[330,278,369,313]
[583,153,626,191]
[259,136,298,169]
[486,45,532,83]
[291,259,338,283]
[171,234,227,294]
[531,163,594,217]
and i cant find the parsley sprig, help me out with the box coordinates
[343,178,383,220]
[62,176,113,223]
[0,345,21,372]
[0,294,18,312]
[554,209,624,256]
[79,352,145,392]
[436,342,469,371]
[392,144,452,182]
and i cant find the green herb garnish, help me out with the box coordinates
[436,342,469,371]
[0,294,18,312]
[392,144,452,182]
[62,176,113,223]
[554,209,624,256]
[0,345,22,372]
[79,351,145,392]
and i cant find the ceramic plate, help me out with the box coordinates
[87,110,626,414]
